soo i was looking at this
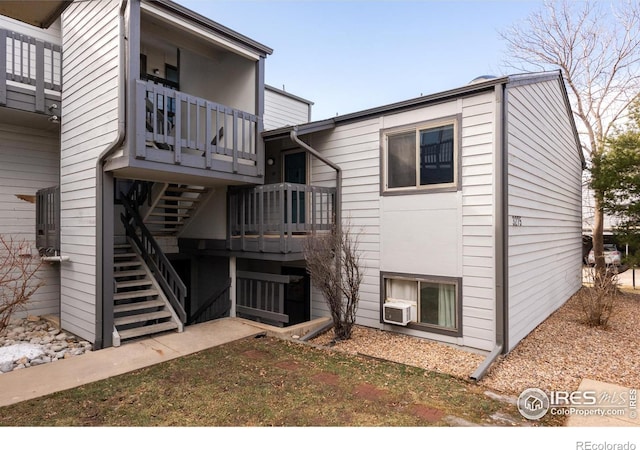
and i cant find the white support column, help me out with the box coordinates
[229,256,237,317]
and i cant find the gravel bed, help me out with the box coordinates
[311,289,640,396]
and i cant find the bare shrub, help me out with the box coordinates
[303,223,364,341]
[0,235,44,332]
[579,267,618,327]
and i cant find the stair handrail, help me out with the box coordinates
[120,193,187,324]
[188,278,232,325]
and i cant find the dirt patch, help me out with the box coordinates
[242,349,269,360]
[409,404,444,423]
[274,360,302,371]
[311,372,340,386]
[354,383,387,401]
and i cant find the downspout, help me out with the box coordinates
[94,0,128,349]
[470,83,507,381]
[289,127,342,242]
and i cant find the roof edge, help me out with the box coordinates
[266,85,314,106]
[263,75,509,139]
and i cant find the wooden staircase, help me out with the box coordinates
[143,184,209,238]
[112,241,183,346]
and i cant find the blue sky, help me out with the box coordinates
[178,0,543,121]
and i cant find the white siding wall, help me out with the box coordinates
[308,119,381,327]
[59,0,120,342]
[0,124,60,317]
[506,79,583,351]
[308,91,497,352]
[460,92,497,351]
[264,88,311,130]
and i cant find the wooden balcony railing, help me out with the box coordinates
[0,28,62,112]
[135,80,262,178]
[227,182,336,254]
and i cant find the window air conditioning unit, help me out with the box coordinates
[383,302,412,326]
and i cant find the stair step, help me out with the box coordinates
[114,269,147,278]
[155,203,196,210]
[114,299,165,313]
[160,195,201,202]
[165,187,207,194]
[114,310,172,326]
[114,288,159,301]
[114,244,132,249]
[116,279,153,289]
[144,220,185,225]
[114,260,142,268]
[148,212,191,218]
[114,252,138,258]
[117,321,179,341]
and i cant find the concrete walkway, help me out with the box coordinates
[565,379,639,427]
[0,318,265,407]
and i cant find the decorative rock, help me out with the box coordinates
[0,318,92,373]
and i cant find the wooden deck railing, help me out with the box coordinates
[135,80,262,178]
[236,271,296,326]
[227,183,336,253]
[0,28,62,111]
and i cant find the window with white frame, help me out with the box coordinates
[384,118,458,192]
[383,274,461,335]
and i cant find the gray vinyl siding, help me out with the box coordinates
[59,0,120,343]
[308,118,381,327]
[506,79,582,351]
[0,123,60,317]
[460,92,496,351]
[264,88,311,130]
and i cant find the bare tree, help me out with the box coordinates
[303,223,364,341]
[500,0,640,273]
[0,235,44,332]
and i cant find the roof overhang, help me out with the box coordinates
[0,1,71,28]
[145,0,273,59]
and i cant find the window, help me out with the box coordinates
[384,118,458,192]
[383,273,461,336]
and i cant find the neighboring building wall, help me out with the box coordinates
[0,123,60,317]
[264,86,312,130]
[505,78,583,351]
[59,0,121,342]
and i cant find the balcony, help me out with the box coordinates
[227,182,336,254]
[133,80,263,181]
[0,28,62,114]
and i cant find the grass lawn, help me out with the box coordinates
[0,335,561,426]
